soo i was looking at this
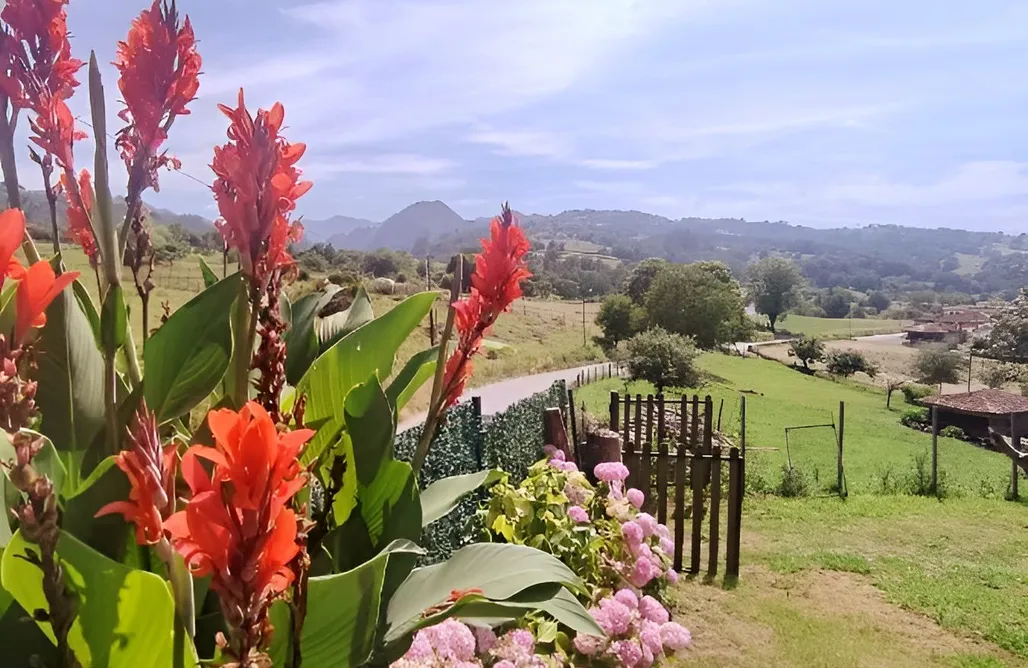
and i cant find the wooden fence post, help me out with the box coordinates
[642,394,654,510]
[725,447,742,580]
[609,391,620,432]
[708,445,722,577]
[656,394,668,525]
[931,405,939,494]
[645,395,655,451]
[568,389,578,452]
[543,407,571,460]
[837,401,845,497]
[740,395,747,456]
[623,393,635,489]
[1012,412,1020,500]
[674,397,688,573]
[634,395,643,490]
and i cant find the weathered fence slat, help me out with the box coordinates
[634,395,643,491]
[642,432,654,511]
[657,434,669,525]
[645,394,655,455]
[726,447,743,579]
[708,446,722,577]
[673,448,687,573]
[610,391,620,433]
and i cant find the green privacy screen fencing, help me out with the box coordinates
[395,379,569,562]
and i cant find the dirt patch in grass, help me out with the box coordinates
[671,566,1024,667]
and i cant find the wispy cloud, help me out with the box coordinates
[304,154,456,177]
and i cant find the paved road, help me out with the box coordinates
[398,362,620,433]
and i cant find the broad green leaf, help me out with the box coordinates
[0,594,60,666]
[61,449,134,561]
[452,585,602,637]
[284,286,340,386]
[297,291,436,458]
[267,601,293,667]
[386,346,438,412]
[100,284,127,353]
[385,543,585,643]
[420,470,502,527]
[316,286,374,353]
[1,529,199,668]
[72,279,101,346]
[197,256,219,288]
[345,377,396,487]
[296,539,421,668]
[36,285,105,458]
[144,273,242,423]
[64,455,117,501]
[0,281,17,339]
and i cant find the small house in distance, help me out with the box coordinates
[920,389,1028,441]
[903,323,962,346]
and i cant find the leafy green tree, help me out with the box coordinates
[745,256,803,334]
[865,290,891,312]
[595,294,642,350]
[643,261,747,348]
[980,289,1028,363]
[790,335,825,371]
[624,258,668,303]
[825,350,879,378]
[626,327,699,394]
[820,288,852,319]
[912,347,964,386]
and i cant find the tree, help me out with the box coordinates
[595,294,640,350]
[912,347,963,386]
[643,261,747,348]
[866,290,891,312]
[980,290,1028,363]
[626,327,699,394]
[825,350,878,378]
[821,288,851,319]
[790,335,825,371]
[978,361,1016,389]
[624,258,668,303]
[745,257,803,334]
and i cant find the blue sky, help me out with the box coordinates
[18,0,1028,230]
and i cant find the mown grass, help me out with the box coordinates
[671,495,1028,666]
[575,354,1020,497]
[777,314,905,339]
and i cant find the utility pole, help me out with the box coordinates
[582,296,587,347]
[967,351,973,392]
[427,255,436,345]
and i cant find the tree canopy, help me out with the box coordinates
[626,327,699,394]
[745,256,803,334]
[643,261,748,348]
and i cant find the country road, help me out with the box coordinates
[398,362,621,433]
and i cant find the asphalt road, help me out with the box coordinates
[398,362,620,433]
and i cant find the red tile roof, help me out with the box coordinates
[920,389,1028,416]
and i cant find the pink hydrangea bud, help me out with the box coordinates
[613,639,643,667]
[641,619,664,654]
[666,568,679,585]
[573,632,608,656]
[594,462,629,482]
[627,488,644,509]
[635,512,658,537]
[598,597,633,635]
[659,536,674,555]
[568,505,589,523]
[473,625,497,653]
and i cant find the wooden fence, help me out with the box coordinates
[609,392,745,580]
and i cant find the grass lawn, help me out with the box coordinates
[670,495,1028,667]
[574,354,1020,497]
[777,314,906,339]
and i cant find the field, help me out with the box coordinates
[575,354,1019,496]
[776,314,906,339]
[671,495,1028,667]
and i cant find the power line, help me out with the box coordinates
[73,114,213,190]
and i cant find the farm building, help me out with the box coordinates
[920,389,1028,441]
[903,323,962,345]
[938,310,992,331]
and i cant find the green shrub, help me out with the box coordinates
[939,425,966,440]
[777,465,809,497]
[907,451,948,498]
[900,407,930,429]
[825,350,878,378]
[902,383,935,404]
[626,327,700,394]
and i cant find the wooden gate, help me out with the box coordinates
[609,392,745,579]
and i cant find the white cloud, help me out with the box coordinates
[303,154,456,176]
[466,128,570,158]
[820,161,1028,206]
[579,158,657,170]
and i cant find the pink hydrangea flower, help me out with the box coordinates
[614,588,639,610]
[666,568,679,585]
[494,662,516,668]
[640,619,664,654]
[473,625,497,653]
[627,487,644,509]
[568,505,589,523]
[573,633,608,656]
[543,444,559,458]
[549,459,578,473]
[659,536,674,555]
[639,595,670,624]
[594,461,629,482]
[550,448,566,462]
[628,556,662,587]
[427,619,477,660]
[597,598,633,635]
[636,512,658,537]
[660,621,692,651]
[612,639,643,667]
[621,520,644,545]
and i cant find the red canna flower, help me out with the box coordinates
[164,401,313,662]
[59,168,96,262]
[14,257,78,344]
[439,204,531,408]
[94,402,179,545]
[211,89,311,285]
[114,0,201,194]
[0,0,83,109]
[0,208,26,284]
